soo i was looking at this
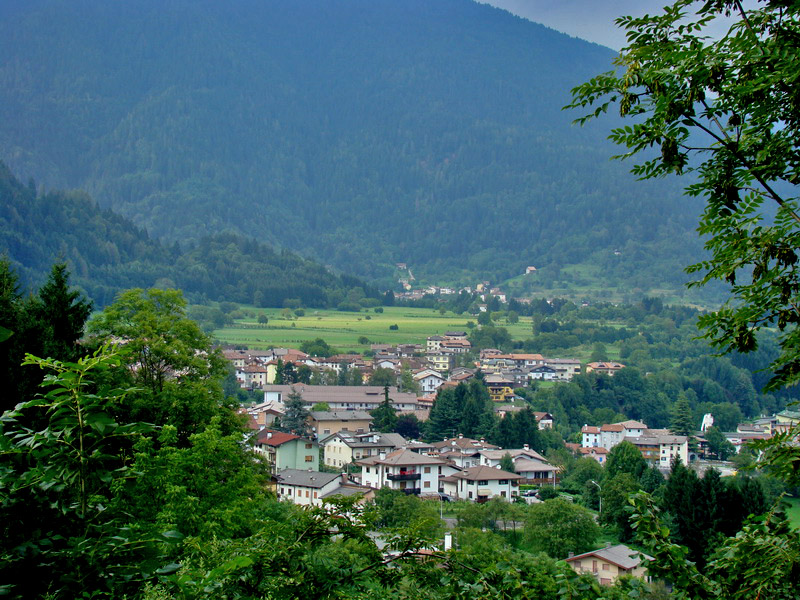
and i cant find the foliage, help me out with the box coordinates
[669,393,695,436]
[632,491,800,600]
[568,0,800,391]
[370,386,398,433]
[278,389,310,438]
[523,498,599,559]
[604,441,647,481]
[87,288,238,443]
[0,259,92,413]
[704,425,735,460]
[500,452,516,473]
[0,345,172,598]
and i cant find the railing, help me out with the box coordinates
[387,471,420,481]
[401,487,421,495]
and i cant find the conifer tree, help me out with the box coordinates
[280,388,310,437]
[370,385,397,433]
[670,394,695,436]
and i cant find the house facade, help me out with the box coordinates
[253,429,320,474]
[566,544,651,585]
[441,465,522,502]
[358,449,452,495]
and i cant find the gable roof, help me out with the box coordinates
[310,411,373,421]
[451,465,522,481]
[275,469,340,489]
[256,429,302,447]
[565,544,652,570]
[357,448,447,467]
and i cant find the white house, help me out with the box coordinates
[413,369,445,394]
[441,465,523,502]
[357,449,453,495]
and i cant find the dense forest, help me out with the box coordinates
[0,0,707,295]
[0,162,379,307]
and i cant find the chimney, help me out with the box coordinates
[523,444,529,451]
[444,532,453,551]
[568,552,574,559]
[606,542,612,548]
[341,473,349,484]
[379,451,386,460]
[458,433,463,439]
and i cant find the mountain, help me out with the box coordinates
[0,162,379,307]
[0,0,704,294]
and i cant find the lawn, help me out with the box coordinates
[213,306,535,352]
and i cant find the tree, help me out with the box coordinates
[604,440,646,480]
[279,388,310,437]
[600,472,641,541]
[0,260,92,413]
[369,367,396,387]
[370,385,397,433]
[399,367,420,394]
[86,288,237,444]
[524,498,600,559]
[568,0,800,391]
[394,413,420,439]
[0,346,164,598]
[29,262,92,363]
[670,393,695,436]
[500,452,516,473]
[705,425,736,460]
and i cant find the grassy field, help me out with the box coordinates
[213,306,535,352]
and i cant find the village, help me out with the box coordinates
[221,329,800,586]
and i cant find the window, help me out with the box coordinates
[602,563,609,571]
[424,466,431,473]
[305,443,313,449]
[424,481,430,488]
[313,492,318,499]
[323,429,331,435]
[305,490,309,498]
[305,455,314,462]
[499,479,508,484]
[478,480,488,485]
[366,467,371,473]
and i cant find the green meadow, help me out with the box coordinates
[213,306,534,352]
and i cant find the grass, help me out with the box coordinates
[213,306,535,351]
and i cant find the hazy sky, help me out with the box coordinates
[478,0,736,50]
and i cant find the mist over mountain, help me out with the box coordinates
[0,0,703,293]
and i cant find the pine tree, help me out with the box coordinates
[425,388,460,441]
[30,262,92,361]
[279,389,310,437]
[670,394,695,436]
[370,385,397,433]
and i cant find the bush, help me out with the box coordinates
[389,324,399,330]
[374,307,384,313]
[257,314,268,324]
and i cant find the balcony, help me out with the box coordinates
[387,471,421,481]
[401,487,421,495]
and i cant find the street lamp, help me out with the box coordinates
[590,479,602,516]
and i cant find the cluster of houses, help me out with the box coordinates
[578,420,689,467]
[224,337,596,410]
[255,426,559,506]
[577,409,800,467]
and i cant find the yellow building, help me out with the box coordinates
[566,544,651,586]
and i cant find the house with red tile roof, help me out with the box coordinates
[254,429,320,474]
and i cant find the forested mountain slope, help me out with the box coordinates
[0,0,701,291]
[0,163,378,307]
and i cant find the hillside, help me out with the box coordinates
[0,0,704,294]
[0,162,378,307]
